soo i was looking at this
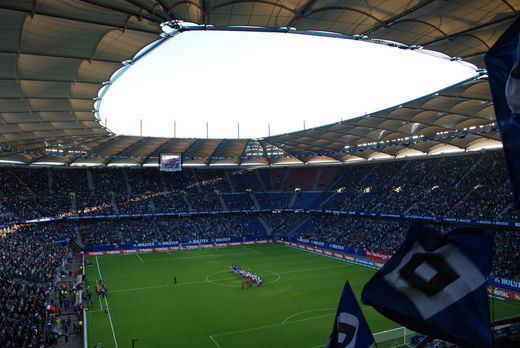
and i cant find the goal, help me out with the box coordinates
[372,326,417,348]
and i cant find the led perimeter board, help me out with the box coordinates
[160,154,182,172]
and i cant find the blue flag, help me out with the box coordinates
[361,221,493,348]
[485,15,520,208]
[325,280,374,348]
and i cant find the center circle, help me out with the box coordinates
[206,270,281,287]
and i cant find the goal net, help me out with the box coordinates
[372,326,417,347]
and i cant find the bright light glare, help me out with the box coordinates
[100,31,478,139]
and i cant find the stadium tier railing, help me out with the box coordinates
[16,208,520,229]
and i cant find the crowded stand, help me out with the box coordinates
[230,169,264,192]
[151,192,190,212]
[493,229,520,280]
[260,212,309,235]
[125,168,164,194]
[114,193,154,215]
[254,192,293,209]
[186,191,223,211]
[5,211,519,280]
[22,215,269,248]
[76,220,122,247]
[221,193,256,210]
[293,216,408,256]
[76,193,115,216]
[0,150,517,225]
[0,227,71,347]
[143,215,265,242]
[292,215,520,280]
[185,169,231,194]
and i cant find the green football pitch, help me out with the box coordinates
[85,243,520,348]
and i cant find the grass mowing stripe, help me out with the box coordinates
[96,256,119,348]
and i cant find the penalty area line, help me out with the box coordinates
[209,335,223,348]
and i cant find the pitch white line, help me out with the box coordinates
[241,245,259,254]
[110,275,240,294]
[281,308,335,325]
[212,312,335,338]
[136,254,144,262]
[87,309,104,313]
[209,335,223,348]
[96,256,119,348]
[211,309,385,347]
[111,265,345,293]
[212,321,281,338]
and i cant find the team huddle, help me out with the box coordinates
[230,265,263,288]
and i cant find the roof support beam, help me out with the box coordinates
[285,0,319,28]
[0,48,124,65]
[71,0,164,24]
[0,110,94,114]
[421,13,518,47]
[0,77,103,85]
[0,3,161,34]
[0,97,94,101]
[0,134,108,151]
[263,139,317,158]
[149,138,186,157]
[363,0,438,36]
[126,0,169,21]
[203,139,225,162]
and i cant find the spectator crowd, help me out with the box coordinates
[0,228,70,347]
[0,150,517,225]
[0,149,519,346]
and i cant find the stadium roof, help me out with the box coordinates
[0,0,516,167]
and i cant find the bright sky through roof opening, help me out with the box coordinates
[99,31,478,139]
